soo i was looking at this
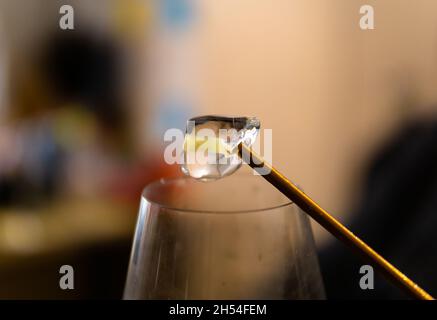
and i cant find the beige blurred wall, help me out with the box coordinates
[199,0,437,244]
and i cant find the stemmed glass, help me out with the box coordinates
[123,172,325,299]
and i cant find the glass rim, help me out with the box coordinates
[141,175,294,214]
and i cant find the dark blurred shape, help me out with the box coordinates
[0,30,134,207]
[41,31,125,130]
[320,118,437,299]
[0,239,131,299]
[0,124,64,206]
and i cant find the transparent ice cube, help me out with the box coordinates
[181,115,260,181]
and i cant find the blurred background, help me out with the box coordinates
[0,0,437,299]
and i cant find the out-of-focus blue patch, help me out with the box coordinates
[153,98,195,142]
[159,0,194,30]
